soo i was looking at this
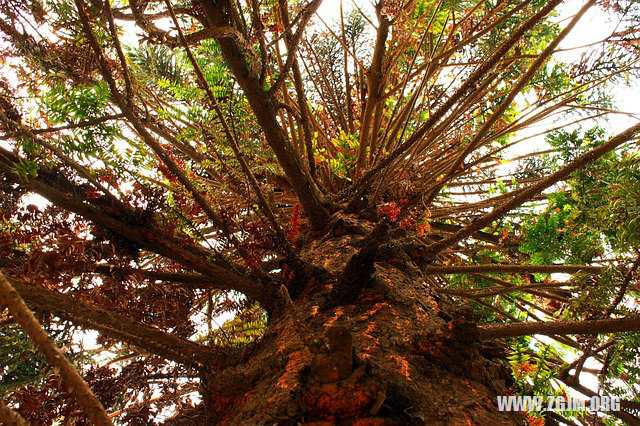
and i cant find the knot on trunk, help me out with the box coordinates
[280,257,327,300]
[302,325,383,422]
[414,319,479,365]
[328,223,389,307]
[309,325,354,384]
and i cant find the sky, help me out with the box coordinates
[553,1,640,132]
[314,0,640,136]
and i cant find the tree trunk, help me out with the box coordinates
[199,220,523,425]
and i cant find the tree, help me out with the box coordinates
[1,0,640,423]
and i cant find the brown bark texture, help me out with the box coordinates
[196,222,523,425]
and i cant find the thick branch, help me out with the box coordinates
[423,121,640,256]
[91,266,227,289]
[0,399,27,426]
[196,0,330,229]
[0,273,113,425]
[422,264,603,275]
[355,5,391,175]
[5,274,236,369]
[0,147,267,304]
[478,316,640,339]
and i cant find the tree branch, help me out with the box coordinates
[268,0,323,96]
[0,272,113,425]
[478,316,640,339]
[356,3,391,175]
[276,0,320,183]
[417,0,597,207]
[29,114,124,135]
[75,0,262,269]
[350,0,563,197]
[0,399,27,426]
[0,145,269,305]
[603,252,640,317]
[421,264,603,275]
[557,374,640,424]
[196,0,330,229]
[5,273,238,369]
[165,0,299,264]
[423,121,640,256]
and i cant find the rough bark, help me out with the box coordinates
[197,220,523,424]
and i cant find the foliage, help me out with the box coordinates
[0,0,639,423]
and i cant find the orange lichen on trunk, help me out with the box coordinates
[202,227,523,424]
